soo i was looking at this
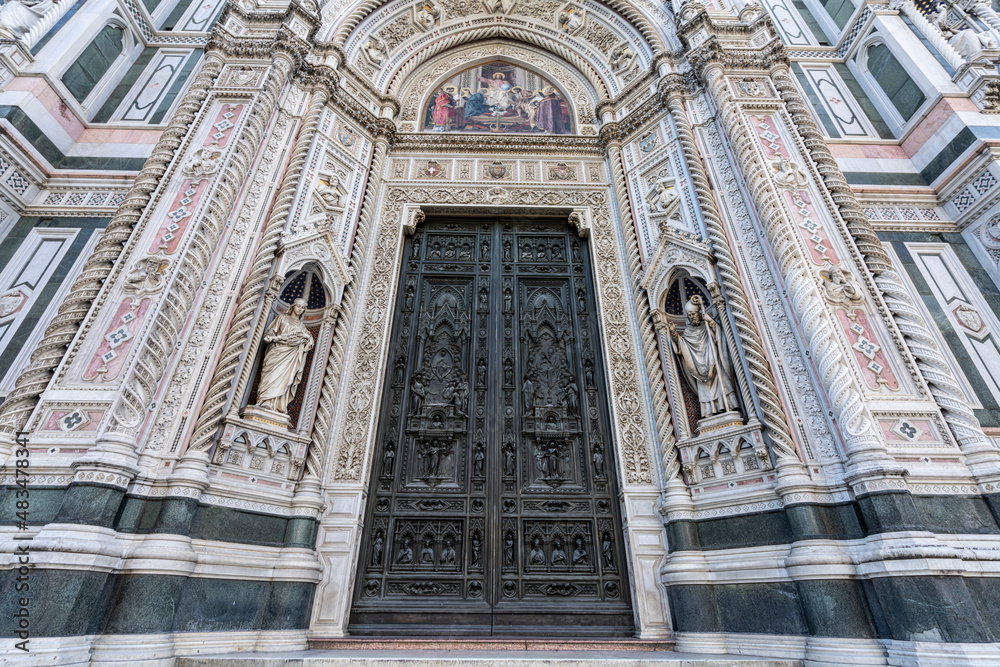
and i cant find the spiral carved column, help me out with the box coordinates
[665,91,803,473]
[698,62,903,492]
[771,67,1000,489]
[605,136,679,484]
[316,131,392,481]
[186,87,330,457]
[0,55,225,457]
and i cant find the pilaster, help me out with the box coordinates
[678,4,995,656]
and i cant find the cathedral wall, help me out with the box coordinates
[4,0,1000,663]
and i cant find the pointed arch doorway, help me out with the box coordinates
[347,215,634,636]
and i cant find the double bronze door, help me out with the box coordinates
[349,219,633,636]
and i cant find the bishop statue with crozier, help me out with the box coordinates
[667,294,740,423]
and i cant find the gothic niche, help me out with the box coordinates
[661,275,742,435]
[521,287,581,488]
[243,267,326,430]
[405,285,471,486]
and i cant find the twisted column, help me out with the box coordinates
[772,67,1000,484]
[0,55,225,457]
[187,87,329,455]
[105,55,292,447]
[666,91,801,468]
[314,133,391,480]
[703,64,896,483]
[606,138,679,483]
[969,0,1000,39]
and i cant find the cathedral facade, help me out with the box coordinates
[2,0,1000,663]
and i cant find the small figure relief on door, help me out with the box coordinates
[404,283,472,488]
[425,234,476,263]
[390,519,464,573]
[521,285,584,490]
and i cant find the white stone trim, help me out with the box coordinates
[0,228,100,398]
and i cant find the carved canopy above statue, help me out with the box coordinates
[422,61,574,135]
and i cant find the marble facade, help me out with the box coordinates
[1,0,1000,664]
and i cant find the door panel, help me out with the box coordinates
[349,219,633,636]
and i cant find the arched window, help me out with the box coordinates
[62,24,125,103]
[865,43,925,123]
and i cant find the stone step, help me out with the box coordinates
[309,638,676,651]
[178,648,801,667]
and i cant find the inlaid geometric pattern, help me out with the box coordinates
[973,170,997,195]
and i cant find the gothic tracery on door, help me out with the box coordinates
[349,218,633,636]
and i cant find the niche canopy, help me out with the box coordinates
[422,61,575,135]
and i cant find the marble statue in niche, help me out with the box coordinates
[253,298,314,415]
[423,61,573,134]
[667,295,740,422]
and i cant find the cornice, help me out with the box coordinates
[206,25,311,66]
[687,37,788,75]
[599,73,695,146]
[311,42,403,117]
[225,0,320,31]
[676,8,788,76]
[391,133,602,155]
[594,66,661,121]
[295,62,395,141]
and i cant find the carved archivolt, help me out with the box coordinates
[321,0,667,57]
[395,40,601,128]
[334,0,651,98]
[331,185,653,486]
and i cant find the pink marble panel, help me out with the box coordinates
[148,178,210,254]
[83,297,152,381]
[837,308,899,391]
[42,410,102,431]
[784,190,840,266]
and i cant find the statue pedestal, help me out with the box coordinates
[241,404,292,430]
[696,410,742,435]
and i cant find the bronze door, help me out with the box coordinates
[349,219,633,636]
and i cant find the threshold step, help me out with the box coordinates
[178,648,801,667]
[309,637,676,651]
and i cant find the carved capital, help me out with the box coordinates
[568,208,591,238]
[266,272,285,298]
[754,446,773,470]
[984,78,1000,114]
[402,206,425,236]
[651,308,672,337]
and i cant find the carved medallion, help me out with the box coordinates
[420,160,446,178]
[638,131,658,153]
[486,161,508,179]
[954,304,989,340]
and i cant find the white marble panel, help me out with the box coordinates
[909,242,1000,405]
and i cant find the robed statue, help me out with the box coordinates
[256,298,314,414]
[667,295,739,418]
